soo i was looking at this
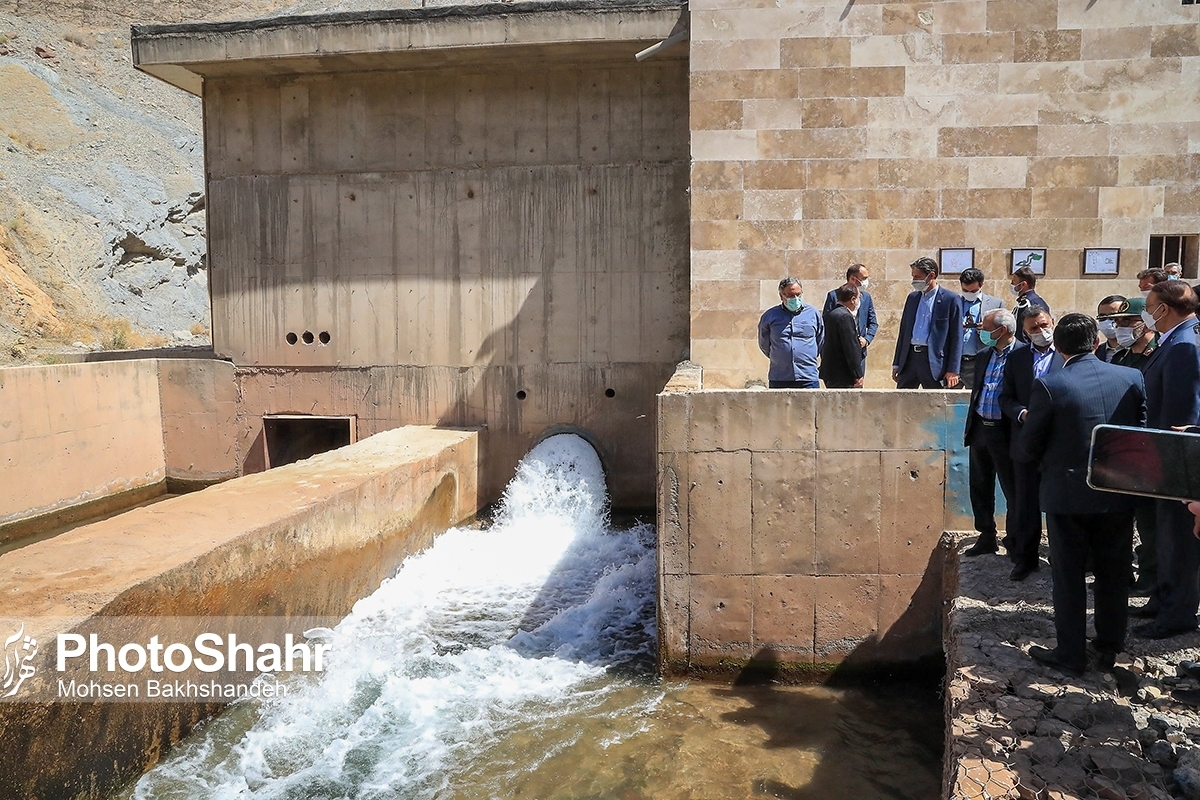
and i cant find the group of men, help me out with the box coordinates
[757,256,1200,677]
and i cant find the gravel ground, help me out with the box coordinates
[945,534,1200,800]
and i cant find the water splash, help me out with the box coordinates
[128,434,658,800]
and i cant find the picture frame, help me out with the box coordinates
[1011,248,1046,275]
[939,248,974,275]
[1083,248,1121,276]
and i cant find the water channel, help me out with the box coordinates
[119,434,943,799]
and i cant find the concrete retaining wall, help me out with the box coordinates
[0,425,478,800]
[0,359,241,540]
[658,387,973,676]
[0,361,167,533]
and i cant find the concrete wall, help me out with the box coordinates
[0,361,166,532]
[688,0,1200,388]
[0,359,241,538]
[658,387,972,675]
[202,58,690,506]
[0,425,478,800]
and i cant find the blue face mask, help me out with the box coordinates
[784,297,802,312]
[978,328,999,348]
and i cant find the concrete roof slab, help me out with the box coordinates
[132,0,687,95]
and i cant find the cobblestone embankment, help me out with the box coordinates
[946,537,1200,800]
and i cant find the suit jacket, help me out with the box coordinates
[823,289,879,352]
[1014,289,1051,344]
[1000,343,1063,461]
[964,344,1013,446]
[891,286,964,380]
[1141,318,1200,430]
[820,305,864,387]
[1017,353,1146,515]
[960,293,1006,357]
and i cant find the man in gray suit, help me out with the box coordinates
[958,268,1004,390]
[1018,313,1147,675]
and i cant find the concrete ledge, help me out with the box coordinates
[132,1,687,94]
[0,425,478,800]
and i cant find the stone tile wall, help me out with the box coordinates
[658,387,972,674]
[689,0,1200,389]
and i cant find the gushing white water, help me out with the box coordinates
[128,434,659,800]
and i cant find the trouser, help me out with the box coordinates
[1148,499,1200,629]
[1008,461,1043,568]
[769,380,819,389]
[959,354,980,390]
[896,346,941,389]
[1046,511,1134,669]
[967,419,1015,542]
[1134,498,1158,587]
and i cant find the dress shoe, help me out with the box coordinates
[1178,661,1200,681]
[1010,563,1038,582]
[1129,604,1159,619]
[964,538,999,557]
[1132,621,1199,640]
[1028,645,1085,677]
[1130,577,1156,597]
[1173,688,1200,707]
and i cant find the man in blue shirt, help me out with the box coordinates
[892,257,964,389]
[759,277,824,388]
[958,268,1004,390]
[823,263,879,376]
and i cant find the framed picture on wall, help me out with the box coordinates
[1011,248,1046,275]
[939,248,974,275]
[1083,248,1121,276]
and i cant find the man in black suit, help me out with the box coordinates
[961,309,1020,573]
[1131,281,1200,639]
[892,256,964,389]
[823,264,879,376]
[1010,266,1051,344]
[820,283,865,389]
[999,308,1062,578]
[1018,313,1147,675]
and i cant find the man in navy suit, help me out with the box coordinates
[998,308,1063,575]
[1018,313,1147,675]
[962,309,1019,568]
[892,256,964,389]
[1131,281,1200,639]
[823,263,879,377]
[1010,266,1051,344]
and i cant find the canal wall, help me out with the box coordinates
[0,359,241,542]
[657,386,973,675]
[0,425,478,800]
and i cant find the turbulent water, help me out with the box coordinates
[125,433,942,800]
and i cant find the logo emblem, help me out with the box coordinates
[2,623,37,698]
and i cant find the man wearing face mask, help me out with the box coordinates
[1130,282,1200,639]
[1099,297,1160,596]
[1010,266,1051,344]
[1095,295,1126,363]
[958,268,1004,390]
[999,308,1062,577]
[759,277,824,389]
[962,309,1020,565]
[1137,268,1168,299]
[1165,262,1182,281]
[892,256,964,389]
[823,264,878,377]
[820,283,865,389]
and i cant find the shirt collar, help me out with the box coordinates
[1157,317,1193,344]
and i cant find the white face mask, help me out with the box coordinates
[1030,329,1054,348]
[1141,306,1163,332]
[912,279,929,292]
[859,279,870,290]
[1010,284,1022,296]
[1098,320,1118,340]
[1141,290,1151,299]
[1115,326,1141,349]
[961,290,981,302]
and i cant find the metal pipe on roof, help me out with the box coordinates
[635,28,687,61]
